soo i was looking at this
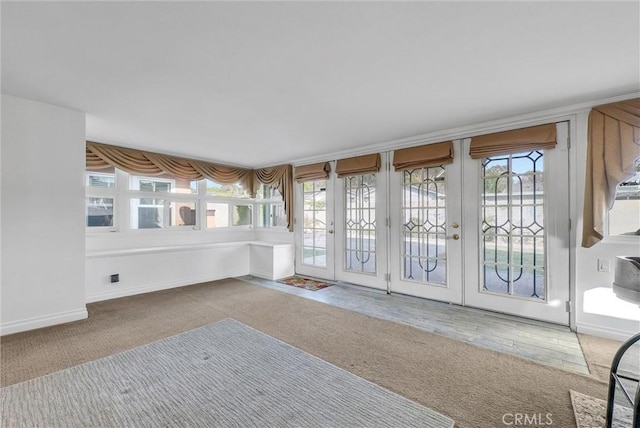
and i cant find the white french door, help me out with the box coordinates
[295,158,388,289]
[388,122,570,325]
[462,122,570,324]
[334,155,388,289]
[295,123,570,325]
[388,153,463,303]
[295,175,335,280]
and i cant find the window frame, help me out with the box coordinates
[254,184,287,229]
[85,171,117,232]
[86,168,259,233]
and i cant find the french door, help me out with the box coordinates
[388,123,570,325]
[462,122,570,324]
[295,123,570,325]
[295,158,388,289]
[295,175,335,280]
[388,154,463,303]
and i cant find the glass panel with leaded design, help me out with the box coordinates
[401,167,447,285]
[481,150,546,300]
[344,174,376,274]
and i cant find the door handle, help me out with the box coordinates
[450,234,460,240]
[328,230,334,234]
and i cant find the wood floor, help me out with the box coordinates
[239,275,590,374]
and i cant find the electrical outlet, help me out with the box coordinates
[110,273,120,283]
[597,259,610,272]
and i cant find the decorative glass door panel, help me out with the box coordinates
[334,157,388,290]
[389,148,463,304]
[481,151,546,300]
[402,167,447,285]
[344,174,377,274]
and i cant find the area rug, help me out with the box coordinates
[570,390,633,428]
[277,275,332,291]
[1,319,453,428]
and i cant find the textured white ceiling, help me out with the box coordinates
[2,2,638,167]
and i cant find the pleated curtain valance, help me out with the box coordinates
[86,142,254,188]
[392,141,454,171]
[469,123,557,159]
[293,162,331,182]
[86,141,295,231]
[335,153,381,178]
[582,98,640,248]
[253,165,294,232]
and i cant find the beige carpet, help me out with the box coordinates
[2,278,609,428]
[578,333,623,382]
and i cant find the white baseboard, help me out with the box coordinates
[1,307,88,336]
[85,273,240,303]
[250,269,276,281]
[576,322,639,342]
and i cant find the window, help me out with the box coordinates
[85,171,116,229]
[128,175,198,229]
[206,203,229,228]
[86,197,114,227]
[255,184,286,228]
[86,169,262,232]
[86,172,115,189]
[609,162,640,237]
[232,205,253,226]
[206,180,249,198]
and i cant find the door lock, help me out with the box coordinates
[451,222,459,229]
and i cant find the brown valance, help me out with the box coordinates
[86,141,254,190]
[253,165,294,232]
[294,162,331,182]
[335,153,381,178]
[582,98,640,248]
[469,124,557,159]
[393,141,454,171]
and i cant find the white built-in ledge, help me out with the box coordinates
[86,241,254,259]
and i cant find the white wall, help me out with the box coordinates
[1,95,87,335]
[573,111,640,341]
[86,242,252,302]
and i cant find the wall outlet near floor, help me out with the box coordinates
[597,259,610,272]
[110,273,120,283]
